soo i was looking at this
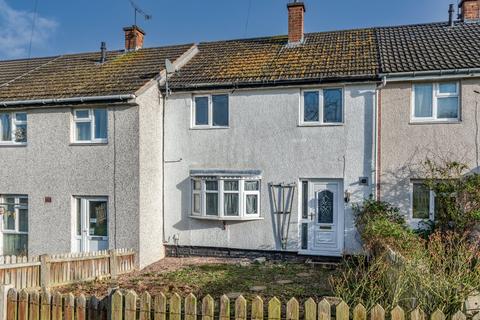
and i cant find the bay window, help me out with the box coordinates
[191,177,261,220]
[73,108,108,143]
[0,195,28,256]
[412,82,460,122]
[0,112,27,145]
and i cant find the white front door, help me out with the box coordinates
[301,180,344,256]
[74,197,109,252]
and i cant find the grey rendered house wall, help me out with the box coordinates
[0,104,141,260]
[163,84,376,254]
[379,78,480,215]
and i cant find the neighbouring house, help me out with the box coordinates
[0,1,479,267]
[378,1,480,228]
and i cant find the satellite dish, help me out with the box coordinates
[165,59,176,74]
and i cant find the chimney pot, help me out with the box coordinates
[100,41,107,63]
[449,4,455,26]
[123,25,146,51]
[459,0,480,21]
[287,1,305,45]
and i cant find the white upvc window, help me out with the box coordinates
[410,180,453,224]
[0,195,28,256]
[0,112,27,145]
[192,94,229,128]
[300,88,344,125]
[412,82,460,122]
[72,109,108,143]
[191,177,261,220]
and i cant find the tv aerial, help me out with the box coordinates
[129,0,152,25]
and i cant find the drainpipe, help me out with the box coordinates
[374,76,387,200]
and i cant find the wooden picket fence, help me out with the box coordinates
[4,289,473,320]
[0,249,135,289]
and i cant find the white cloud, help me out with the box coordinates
[0,0,58,59]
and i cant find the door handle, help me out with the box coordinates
[309,213,315,220]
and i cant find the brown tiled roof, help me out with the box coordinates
[168,29,379,89]
[2,21,480,103]
[376,22,480,74]
[0,44,193,102]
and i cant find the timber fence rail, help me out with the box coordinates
[4,289,474,320]
[0,249,135,289]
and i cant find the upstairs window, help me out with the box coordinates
[301,88,343,125]
[193,94,229,128]
[0,112,27,145]
[412,82,459,122]
[73,109,108,143]
[191,177,261,220]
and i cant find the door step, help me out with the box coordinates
[305,258,340,270]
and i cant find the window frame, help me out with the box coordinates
[410,181,436,222]
[299,87,344,126]
[190,177,261,220]
[0,195,29,256]
[0,112,27,146]
[72,108,108,144]
[411,82,460,123]
[191,94,230,129]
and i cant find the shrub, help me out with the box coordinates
[331,231,480,314]
[353,199,421,255]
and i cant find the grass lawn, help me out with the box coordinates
[55,257,336,301]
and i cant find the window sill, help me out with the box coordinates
[409,120,461,125]
[298,123,344,127]
[190,215,263,221]
[190,126,230,130]
[70,142,108,146]
[0,143,27,147]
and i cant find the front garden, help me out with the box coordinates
[55,257,336,301]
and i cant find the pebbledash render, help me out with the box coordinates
[1,1,480,267]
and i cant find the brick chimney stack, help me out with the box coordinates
[459,0,480,21]
[287,1,305,44]
[123,25,145,51]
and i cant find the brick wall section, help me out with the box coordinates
[288,2,305,44]
[460,0,480,20]
[123,25,146,51]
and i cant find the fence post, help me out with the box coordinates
[40,254,51,288]
[0,285,13,320]
[109,249,118,279]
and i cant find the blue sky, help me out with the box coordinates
[0,0,457,60]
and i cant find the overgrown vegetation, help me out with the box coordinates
[56,259,335,301]
[331,160,480,315]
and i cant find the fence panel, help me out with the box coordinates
[5,290,480,320]
[0,249,135,289]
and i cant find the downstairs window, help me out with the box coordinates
[0,195,28,256]
[191,177,261,220]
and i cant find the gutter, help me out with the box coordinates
[0,94,136,107]
[380,68,480,81]
[167,75,379,92]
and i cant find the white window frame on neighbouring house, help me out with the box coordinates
[191,94,230,129]
[0,195,28,256]
[190,177,261,220]
[299,88,344,126]
[0,112,27,145]
[411,82,460,123]
[72,108,108,144]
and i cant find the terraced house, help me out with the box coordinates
[0,0,480,267]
